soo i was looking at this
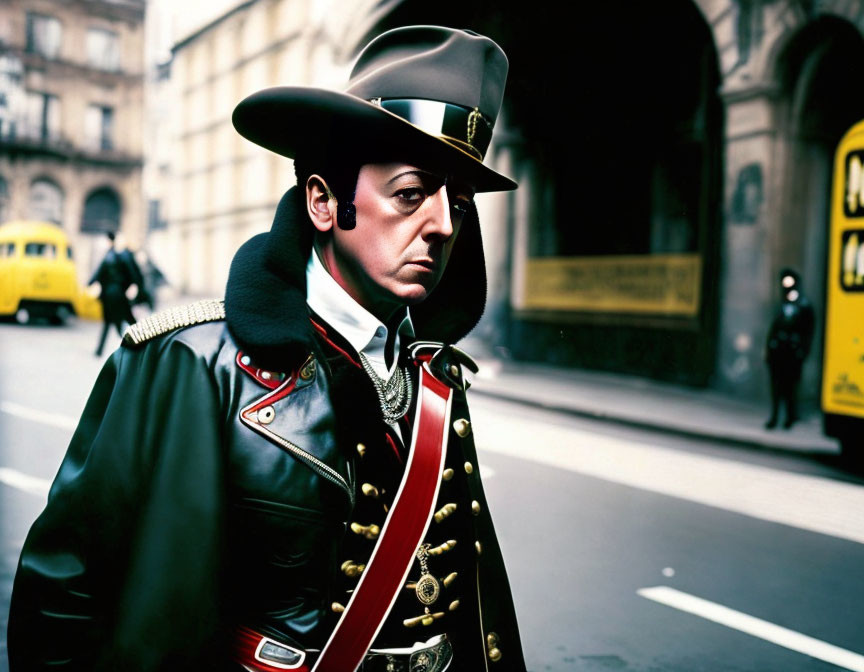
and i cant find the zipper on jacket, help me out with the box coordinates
[240,415,355,508]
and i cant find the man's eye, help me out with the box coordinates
[396,188,425,204]
[451,200,472,215]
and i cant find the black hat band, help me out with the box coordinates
[370,98,493,161]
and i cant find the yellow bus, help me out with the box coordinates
[823,121,864,457]
[0,220,101,323]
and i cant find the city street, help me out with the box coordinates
[2,318,864,671]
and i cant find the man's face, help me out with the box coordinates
[321,162,474,320]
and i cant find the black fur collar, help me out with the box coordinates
[224,186,487,372]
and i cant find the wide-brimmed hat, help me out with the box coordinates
[232,25,516,192]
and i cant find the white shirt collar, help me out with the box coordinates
[305,248,414,378]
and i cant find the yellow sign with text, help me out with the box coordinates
[822,126,864,419]
[523,254,702,315]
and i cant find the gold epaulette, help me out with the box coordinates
[122,299,226,347]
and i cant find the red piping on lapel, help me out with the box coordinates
[310,318,362,368]
[236,351,288,390]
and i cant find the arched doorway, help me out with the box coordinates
[360,0,724,384]
[773,16,864,399]
[81,186,121,233]
[28,177,63,225]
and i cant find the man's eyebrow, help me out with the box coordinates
[386,169,441,185]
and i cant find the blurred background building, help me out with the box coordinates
[3,0,863,409]
[0,0,146,278]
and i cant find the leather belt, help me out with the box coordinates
[361,635,453,672]
[234,629,452,672]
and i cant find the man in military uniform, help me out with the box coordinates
[8,26,525,672]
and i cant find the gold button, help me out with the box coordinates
[357,443,367,457]
[464,461,474,474]
[453,418,471,437]
[487,632,499,648]
[475,541,483,556]
[331,602,345,613]
[442,468,454,481]
[258,405,275,424]
[299,358,316,380]
[449,600,460,611]
[421,616,434,626]
[433,502,458,523]
[261,370,272,380]
[449,363,460,377]
[488,647,502,662]
[472,500,481,515]
[350,522,380,539]
[361,483,379,498]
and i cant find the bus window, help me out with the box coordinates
[0,242,15,258]
[67,245,73,260]
[24,242,57,258]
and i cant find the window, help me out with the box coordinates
[82,187,120,233]
[84,105,114,151]
[0,243,15,258]
[0,53,24,141]
[24,242,57,258]
[0,174,8,222]
[26,13,62,59]
[23,91,60,142]
[148,199,167,230]
[29,179,64,225]
[87,28,120,71]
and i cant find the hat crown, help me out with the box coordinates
[346,26,509,127]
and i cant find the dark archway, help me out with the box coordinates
[362,0,724,384]
[81,186,121,233]
[773,15,864,400]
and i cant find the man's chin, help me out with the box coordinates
[393,282,438,306]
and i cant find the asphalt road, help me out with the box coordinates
[2,317,864,671]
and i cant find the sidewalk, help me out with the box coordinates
[466,357,839,455]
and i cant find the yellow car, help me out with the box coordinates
[0,220,101,324]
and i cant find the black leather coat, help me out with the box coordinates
[7,188,525,671]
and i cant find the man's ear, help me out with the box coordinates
[306,175,337,233]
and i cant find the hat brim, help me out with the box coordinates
[232,87,517,193]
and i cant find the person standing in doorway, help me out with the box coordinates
[765,268,816,429]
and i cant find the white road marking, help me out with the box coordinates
[0,467,50,497]
[470,399,864,545]
[638,586,864,671]
[0,400,78,431]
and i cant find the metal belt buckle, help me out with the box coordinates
[366,634,453,672]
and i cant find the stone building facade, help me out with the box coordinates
[152,0,864,405]
[0,0,145,280]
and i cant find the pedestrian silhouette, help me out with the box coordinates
[89,232,140,356]
[764,268,815,429]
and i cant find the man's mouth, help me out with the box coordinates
[407,258,437,271]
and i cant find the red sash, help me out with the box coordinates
[234,360,454,672]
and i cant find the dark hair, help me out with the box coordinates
[294,150,363,230]
[292,130,452,229]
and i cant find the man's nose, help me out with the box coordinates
[423,185,454,240]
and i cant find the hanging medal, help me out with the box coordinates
[414,543,440,605]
